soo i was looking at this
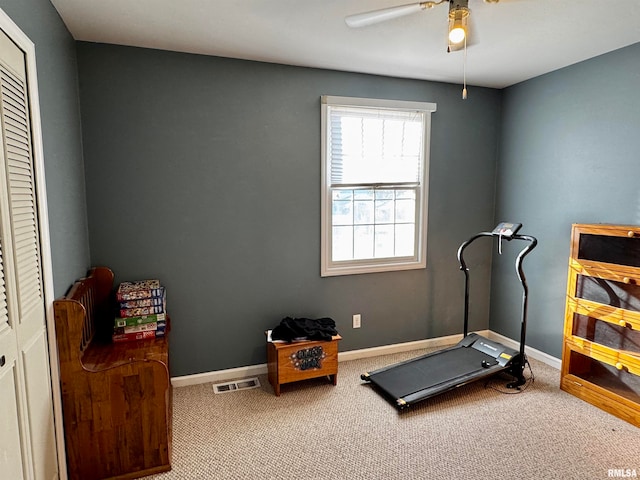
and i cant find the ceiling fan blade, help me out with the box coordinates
[345,2,426,28]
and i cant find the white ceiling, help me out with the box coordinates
[50,0,640,89]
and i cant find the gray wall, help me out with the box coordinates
[0,0,90,296]
[76,43,501,377]
[7,0,635,376]
[491,42,640,358]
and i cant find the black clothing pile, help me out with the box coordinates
[270,316,338,342]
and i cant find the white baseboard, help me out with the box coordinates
[336,330,489,362]
[486,331,562,370]
[170,329,560,387]
[172,364,268,388]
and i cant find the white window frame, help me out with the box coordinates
[320,95,436,277]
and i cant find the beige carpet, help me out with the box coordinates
[147,348,640,479]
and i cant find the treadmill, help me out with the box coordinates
[361,222,538,411]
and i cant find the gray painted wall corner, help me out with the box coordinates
[0,0,90,295]
[76,43,501,376]
[492,42,640,358]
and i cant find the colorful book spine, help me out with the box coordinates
[116,279,163,301]
[119,305,165,317]
[112,329,166,343]
[119,287,166,309]
[114,313,166,328]
[113,321,166,335]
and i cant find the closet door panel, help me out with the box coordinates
[0,24,57,480]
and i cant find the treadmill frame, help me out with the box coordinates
[361,228,538,410]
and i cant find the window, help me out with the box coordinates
[321,95,437,277]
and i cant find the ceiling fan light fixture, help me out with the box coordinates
[448,24,466,43]
[448,1,469,44]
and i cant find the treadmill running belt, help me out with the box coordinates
[368,347,493,399]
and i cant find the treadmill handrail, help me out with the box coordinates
[456,231,537,358]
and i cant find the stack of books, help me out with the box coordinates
[112,279,167,343]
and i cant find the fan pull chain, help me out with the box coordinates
[462,35,468,99]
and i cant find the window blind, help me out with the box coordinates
[328,105,424,187]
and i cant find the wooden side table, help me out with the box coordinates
[266,332,341,396]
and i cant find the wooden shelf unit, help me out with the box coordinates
[561,224,640,427]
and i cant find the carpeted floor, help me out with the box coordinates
[147,348,640,479]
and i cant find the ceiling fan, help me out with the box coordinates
[345,0,500,52]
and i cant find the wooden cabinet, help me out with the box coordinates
[561,224,640,427]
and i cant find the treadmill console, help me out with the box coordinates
[492,222,522,239]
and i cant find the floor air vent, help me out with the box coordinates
[212,377,261,394]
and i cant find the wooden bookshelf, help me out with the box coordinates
[561,224,640,427]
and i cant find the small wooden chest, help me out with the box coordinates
[266,332,341,396]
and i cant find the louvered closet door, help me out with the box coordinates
[0,27,57,480]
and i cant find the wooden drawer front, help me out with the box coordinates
[573,224,640,269]
[571,260,640,284]
[562,345,640,413]
[276,341,338,384]
[571,313,640,355]
[566,337,640,375]
[575,273,640,313]
[560,372,640,428]
[570,298,640,332]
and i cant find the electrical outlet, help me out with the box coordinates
[352,314,361,329]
